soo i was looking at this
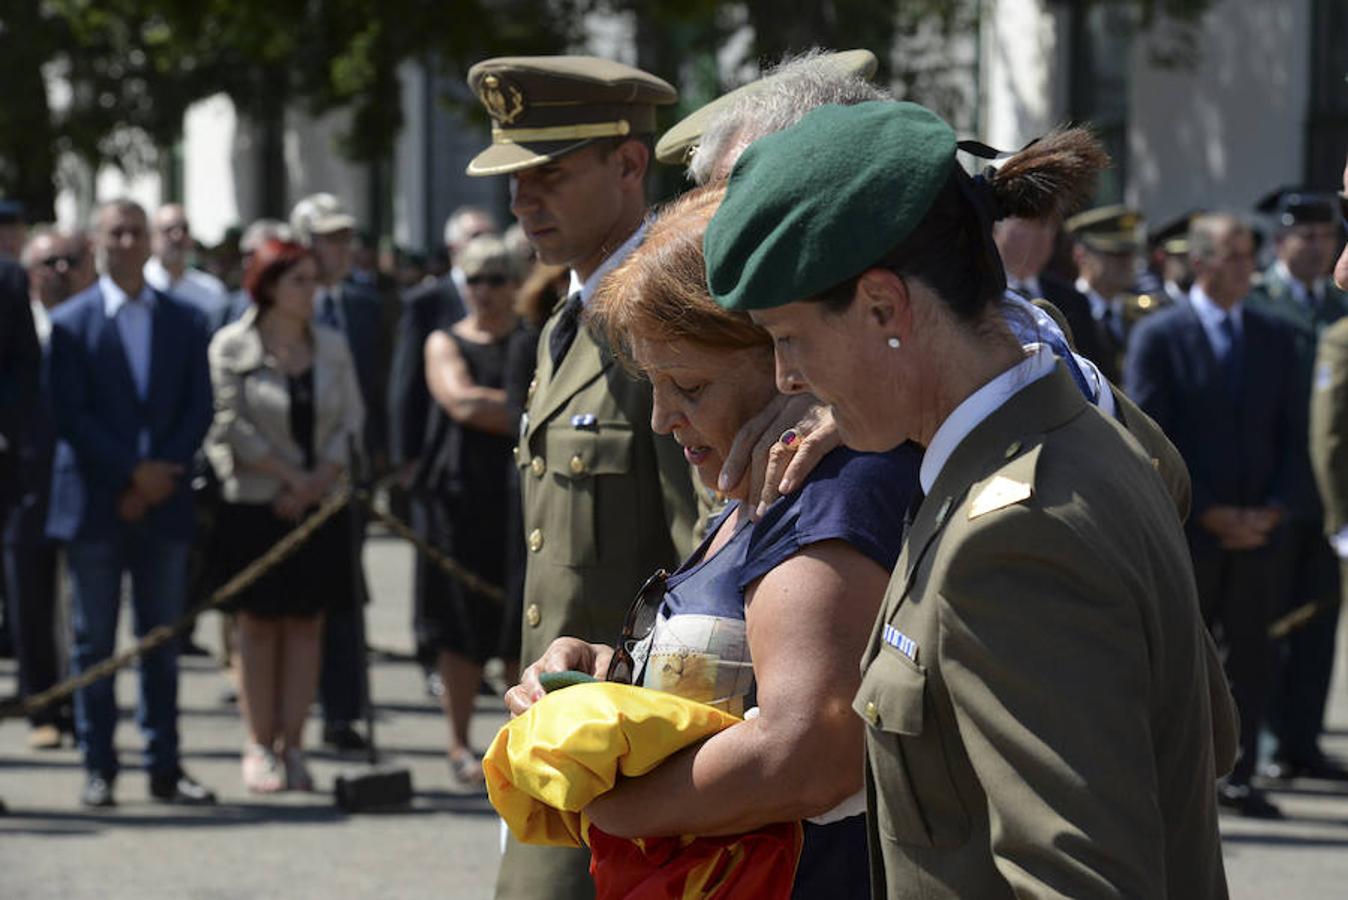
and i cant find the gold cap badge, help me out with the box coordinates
[481,74,526,125]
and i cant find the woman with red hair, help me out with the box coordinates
[205,239,365,792]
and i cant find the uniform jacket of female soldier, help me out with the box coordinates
[854,362,1235,899]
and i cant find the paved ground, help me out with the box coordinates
[2,530,1348,898]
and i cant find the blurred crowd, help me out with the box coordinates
[0,191,567,804]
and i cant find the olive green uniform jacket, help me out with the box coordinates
[1248,264,1348,393]
[856,365,1233,899]
[1311,317,1348,535]
[496,303,698,900]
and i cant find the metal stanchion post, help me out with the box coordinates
[334,437,413,811]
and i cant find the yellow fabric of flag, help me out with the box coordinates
[484,681,742,847]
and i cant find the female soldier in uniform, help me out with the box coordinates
[703,101,1234,899]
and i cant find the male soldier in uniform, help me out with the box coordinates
[1253,188,1348,780]
[1145,212,1202,306]
[1309,166,1348,755]
[1066,205,1150,381]
[465,56,699,900]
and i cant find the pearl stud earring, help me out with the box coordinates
[887,337,901,349]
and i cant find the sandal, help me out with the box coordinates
[282,747,314,792]
[242,743,284,794]
[449,748,485,786]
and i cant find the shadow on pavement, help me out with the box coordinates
[0,800,347,834]
[0,754,83,770]
[1222,832,1348,849]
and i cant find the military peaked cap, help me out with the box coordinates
[466,56,677,177]
[654,49,879,167]
[1148,210,1204,255]
[1066,205,1145,254]
[1255,186,1338,228]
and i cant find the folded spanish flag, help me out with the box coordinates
[483,681,803,899]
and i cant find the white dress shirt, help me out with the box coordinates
[29,298,51,348]
[1075,277,1116,324]
[919,345,1058,494]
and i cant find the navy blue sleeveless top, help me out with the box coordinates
[631,444,920,715]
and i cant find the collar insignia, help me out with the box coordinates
[968,475,1033,520]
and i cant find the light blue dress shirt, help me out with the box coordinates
[100,274,155,454]
[1188,285,1243,360]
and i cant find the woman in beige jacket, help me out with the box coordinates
[206,239,364,793]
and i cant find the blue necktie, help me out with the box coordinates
[317,290,340,329]
[1218,314,1242,399]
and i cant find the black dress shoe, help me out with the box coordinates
[81,772,116,808]
[1217,782,1283,819]
[148,768,218,805]
[322,723,369,753]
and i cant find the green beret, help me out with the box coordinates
[705,100,957,312]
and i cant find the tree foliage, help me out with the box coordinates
[1,0,1218,222]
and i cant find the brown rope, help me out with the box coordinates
[1,483,508,722]
[356,492,506,604]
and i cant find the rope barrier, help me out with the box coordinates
[3,476,1332,720]
[0,482,508,722]
[356,490,506,605]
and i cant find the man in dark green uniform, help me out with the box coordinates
[1249,188,1348,780]
[465,56,698,900]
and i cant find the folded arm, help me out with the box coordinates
[424,330,513,436]
[584,540,888,838]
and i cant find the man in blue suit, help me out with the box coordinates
[1126,213,1300,819]
[46,198,216,808]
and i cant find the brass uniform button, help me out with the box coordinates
[513,446,521,463]
[531,457,546,477]
[569,454,587,475]
[1004,440,1022,459]
[528,528,544,553]
[526,377,538,402]
[864,701,879,725]
[526,604,541,628]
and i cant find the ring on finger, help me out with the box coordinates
[779,428,800,448]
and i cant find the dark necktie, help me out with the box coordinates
[1103,305,1124,345]
[548,291,584,369]
[1218,314,1243,399]
[317,288,340,329]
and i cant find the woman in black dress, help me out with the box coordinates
[205,239,365,793]
[422,235,526,783]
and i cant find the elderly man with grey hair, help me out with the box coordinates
[679,49,887,185]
